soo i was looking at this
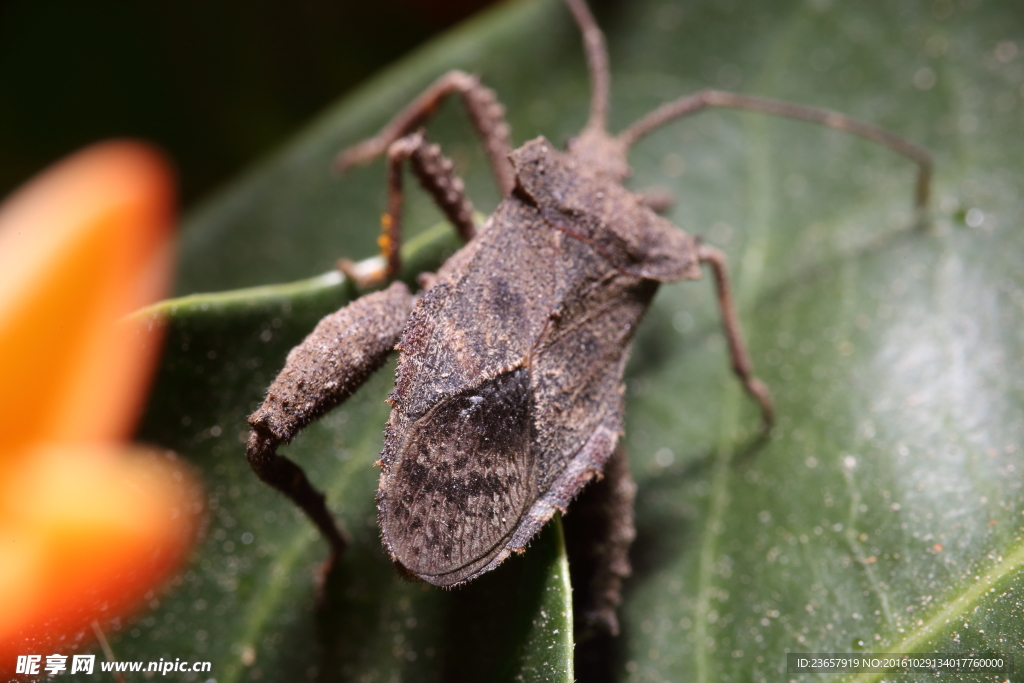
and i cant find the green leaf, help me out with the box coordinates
[84,0,1024,681]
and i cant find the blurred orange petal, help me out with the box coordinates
[0,141,201,672]
[0,445,201,656]
[0,140,174,452]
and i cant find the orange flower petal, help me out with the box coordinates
[0,140,174,452]
[0,445,202,661]
[0,141,201,674]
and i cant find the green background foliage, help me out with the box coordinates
[0,0,487,204]
[70,0,1024,680]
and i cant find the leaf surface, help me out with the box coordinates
[77,0,1024,681]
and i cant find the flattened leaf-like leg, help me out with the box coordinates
[698,244,775,431]
[246,281,415,571]
[563,445,636,637]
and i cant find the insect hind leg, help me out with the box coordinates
[341,130,477,288]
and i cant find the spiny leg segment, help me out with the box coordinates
[340,130,477,287]
[335,70,509,287]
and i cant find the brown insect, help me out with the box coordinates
[245,0,931,632]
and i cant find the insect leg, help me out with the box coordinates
[246,281,415,571]
[334,70,515,197]
[563,445,636,637]
[618,89,932,212]
[342,130,477,288]
[698,244,775,432]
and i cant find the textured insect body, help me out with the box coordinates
[246,0,930,632]
[380,136,700,584]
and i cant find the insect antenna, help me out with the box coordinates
[564,0,611,134]
[617,90,933,211]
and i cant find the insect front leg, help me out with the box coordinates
[698,244,775,431]
[340,130,478,288]
[246,281,415,572]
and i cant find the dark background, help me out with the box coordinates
[0,0,498,207]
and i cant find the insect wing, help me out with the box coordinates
[379,367,536,585]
